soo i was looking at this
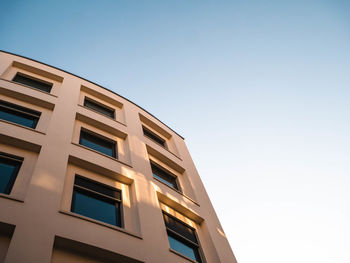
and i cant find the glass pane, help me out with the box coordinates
[153,173,176,189]
[0,107,37,128]
[72,188,120,226]
[84,99,115,118]
[168,235,198,262]
[143,127,166,147]
[75,176,121,200]
[151,164,178,190]
[0,158,19,194]
[163,213,197,243]
[80,131,116,157]
[13,74,52,93]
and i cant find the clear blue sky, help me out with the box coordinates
[1,1,350,262]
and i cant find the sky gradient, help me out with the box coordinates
[1,1,350,262]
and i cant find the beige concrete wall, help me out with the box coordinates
[0,51,237,263]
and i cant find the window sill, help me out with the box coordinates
[59,210,142,239]
[71,142,132,168]
[169,249,198,263]
[0,119,46,135]
[145,137,182,161]
[5,78,58,98]
[78,104,126,127]
[0,193,24,203]
[153,177,200,207]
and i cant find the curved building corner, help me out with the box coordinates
[0,50,237,263]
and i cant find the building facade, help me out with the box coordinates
[0,51,237,263]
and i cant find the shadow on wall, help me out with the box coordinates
[0,222,15,262]
[51,236,144,263]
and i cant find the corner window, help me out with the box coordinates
[0,152,23,195]
[163,213,202,262]
[12,73,52,93]
[142,126,166,148]
[79,129,117,158]
[84,97,115,119]
[0,100,41,129]
[71,175,122,227]
[151,163,179,190]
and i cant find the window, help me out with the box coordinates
[71,175,122,227]
[142,126,166,148]
[12,73,53,93]
[0,152,23,195]
[0,100,41,129]
[151,162,179,190]
[79,129,117,158]
[84,97,115,119]
[163,212,202,262]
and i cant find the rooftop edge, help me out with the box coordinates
[0,49,185,140]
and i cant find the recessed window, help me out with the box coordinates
[142,126,166,148]
[0,100,41,129]
[151,162,179,190]
[12,73,53,93]
[71,175,122,227]
[163,213,202,262]
[0,152,23,195]
[79,129,117,158]
[84,97,115,119]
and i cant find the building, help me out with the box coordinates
[0,50,237,263]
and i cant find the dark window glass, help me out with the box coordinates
[151,163,178,190]
[0,153,23,195]
[0,100,41,129]
[72,188,120,226]
[13,73,52,93]
[75,176,121,200]
[163,213,202,262]
[142,126,166,147]
[79,130,117,158]
[71,175,122,227]
[84,98,115,119]
[163,213,197,243]
[168,235,199,261]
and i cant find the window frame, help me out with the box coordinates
[142,126,167,148]
[71,175,123,228]
[162,211,203,263]
[150,162,180,191]
[0,152,23,195]
[12,72,53,93]
[0,99,41,129]
[79,128,118,158]
[83,97,115,119]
